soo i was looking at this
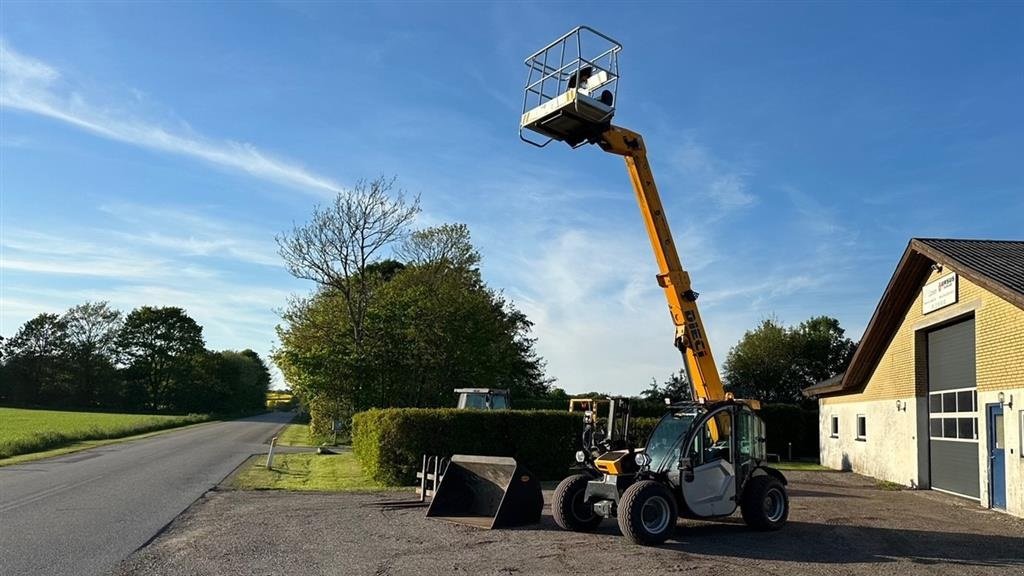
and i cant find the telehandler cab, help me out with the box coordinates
[520,27,790,545]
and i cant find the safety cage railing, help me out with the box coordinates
[520,26,622,147]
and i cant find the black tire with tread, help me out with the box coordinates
[552,474,602,532]
[740,474,789,531]
[617,480,678,545]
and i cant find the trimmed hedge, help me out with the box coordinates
[352,409,584,485]
[352,404,819,486]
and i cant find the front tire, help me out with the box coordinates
[552,474,602,532]
[740,475,789,531]
[617,480,677,545]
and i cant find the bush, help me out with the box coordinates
[352,409,584,485]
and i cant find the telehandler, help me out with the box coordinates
[520,27,790,545]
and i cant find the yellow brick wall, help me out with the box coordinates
[824,267,1024,405]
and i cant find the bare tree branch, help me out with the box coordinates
[276,176,420,347]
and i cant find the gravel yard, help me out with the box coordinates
[115,471,1024,576]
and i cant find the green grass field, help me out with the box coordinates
[0,407,209,459]
[231,452,400,492]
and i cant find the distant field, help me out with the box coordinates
[266,391,294,409]
[0,407,209,459]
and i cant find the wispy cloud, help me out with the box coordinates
[0,40,344,197]
[673,139,757,211]
[100,203,283,267]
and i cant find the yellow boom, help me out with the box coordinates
[598,126,724,402]
[519,27,725,402]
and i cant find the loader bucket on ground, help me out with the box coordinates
[425,455,543,529]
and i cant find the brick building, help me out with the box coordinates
[804,239,1024,518]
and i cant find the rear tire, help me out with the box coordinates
[617,480,677,545]
[740,475,789,531]
[552,474,602,532]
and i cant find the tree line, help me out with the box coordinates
[273,177,550,431]
[0,302,270,414]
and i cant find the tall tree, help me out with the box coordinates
[1,313,71,405]
[117,306,205,411]
[276,176,420,350]
[723,315,855,403]
[63,301,123,406]
[275,222,550,431]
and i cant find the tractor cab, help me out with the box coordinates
[454,388,509,410]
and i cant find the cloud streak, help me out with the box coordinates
[0,40,344,197]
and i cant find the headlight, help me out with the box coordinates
[634,453,651,467]
[575,450,587,463]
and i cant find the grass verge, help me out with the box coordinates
[775,460,830,471]
[230,452,403,492]
[0,407,209,460]
[274,422,345,447]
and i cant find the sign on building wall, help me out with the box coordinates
[923,273,958,314]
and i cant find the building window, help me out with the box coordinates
[830,415,839,438]
[856,415,867,441]
[928,388,978,441]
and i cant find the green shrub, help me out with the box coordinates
[352,409,585,485]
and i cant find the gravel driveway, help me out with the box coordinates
[115,470,1024,576]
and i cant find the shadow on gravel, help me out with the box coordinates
[786,488,864,499]
[664,521,1024,568]
[500,512,1023,569]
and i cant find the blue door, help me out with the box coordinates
[987,404,1006,510]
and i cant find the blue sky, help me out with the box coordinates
[2,3,1022,394]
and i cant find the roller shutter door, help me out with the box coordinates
[927,317,979,499]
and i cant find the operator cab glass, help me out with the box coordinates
[645,409,700,472]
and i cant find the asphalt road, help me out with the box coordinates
[0,410,293,576]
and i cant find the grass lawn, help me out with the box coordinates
[775,460,830,471]
[274,423,317,447]
[231,452,401,492]
[0,407,209,460]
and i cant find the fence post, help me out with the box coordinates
[266,436,277,469]
[419,455,428,502]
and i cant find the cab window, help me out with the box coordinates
[688,409,733,465]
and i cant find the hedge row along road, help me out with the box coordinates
[0,410,293,576]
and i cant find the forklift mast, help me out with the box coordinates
[520,27,724,402]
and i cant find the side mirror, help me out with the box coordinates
[679,457,694,482]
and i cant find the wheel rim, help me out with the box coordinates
[640,495,671,534]
[762,488,785,522]
[572,490,595,522]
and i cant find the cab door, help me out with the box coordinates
[681,407,737,517]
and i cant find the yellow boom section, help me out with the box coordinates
[598,126,725,402]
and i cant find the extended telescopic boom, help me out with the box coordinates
[520,26,724,402]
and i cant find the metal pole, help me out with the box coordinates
[266,437,277,469]
[419,455,428,503]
